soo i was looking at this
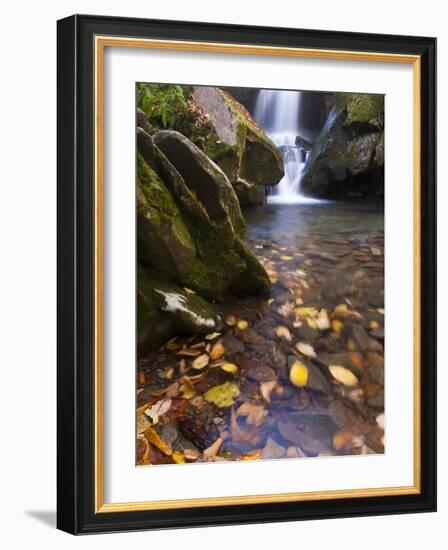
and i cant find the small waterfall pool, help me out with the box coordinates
[253,89,323,204]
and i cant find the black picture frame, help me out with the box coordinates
[57,14,436,535]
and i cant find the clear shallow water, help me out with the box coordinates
[245,200,384,246]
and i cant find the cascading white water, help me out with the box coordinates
[254,89,319,204]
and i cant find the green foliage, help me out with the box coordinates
[137,83,187,129]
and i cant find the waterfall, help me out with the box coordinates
[254,89,318,204]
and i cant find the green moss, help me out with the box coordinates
[345,94,384,127]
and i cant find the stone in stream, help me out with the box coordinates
[262,438,287,460]
[366,389,384,410]
[278,422,333,456]
[222,334,245,356]
[287,356,331,394]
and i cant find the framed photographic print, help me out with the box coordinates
[57,14,436,534]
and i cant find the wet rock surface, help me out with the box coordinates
[136,201,385,465]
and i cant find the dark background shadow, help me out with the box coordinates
[26,510,56,528]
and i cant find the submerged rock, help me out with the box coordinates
[301,94,384,198]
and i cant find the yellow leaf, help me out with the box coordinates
[296,342,316,358]
[237,320,249,330]
[205,332,221,340]
[144,426,172,456]
[276,325,292,341]
[295,306,318,319]
[220,362,238,374]
[172,451,186,464]
[331,319,344,333]
[295,297,303,305]
[289,360,309,387]
[307,318,318,329]
[180,377,196,399]
[316,309,330,330]
[204,382,240,408]
[280,255,294,260]
[369,320,380,330]
[192,354,209,370]
[329,365,359,387]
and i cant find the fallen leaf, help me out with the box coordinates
[146,398,172,422]
[137,435,151,465]
[144,426,172,455]
[331,319,344,333]
[205,332,221,340]
[183,287,196,294]
[144,409,158,425]
[296,342,316,358]
[226,315,237,326]
[376,413,385,430]
[204,382,240,408]
[276,325,292,341]
[329,365,359,387]
[316,309,330,330]
[333,430,356,451]
[289,360,309,387]
[210,342,225,360]
[237,320,249,330]
[165,381,180,398]
[260,380,277,403]
[369,320,380,330]
[176,348,202,357]
[192,354,209,370]
[203,436,224,461]
[172,451,186,464]
[179,377,196,399]
[295,297,303,305]
[137,413,151,434]
[237,401,268,427]
[220,362,238,374]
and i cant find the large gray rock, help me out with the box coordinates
[301,94,384,198]
[190,87,284,205]
[153,129,245,238]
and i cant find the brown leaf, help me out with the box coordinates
[176,348,202,357]
[210,342,225,361]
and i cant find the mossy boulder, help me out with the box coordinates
[135,130,271,352]
[192,87,284,205]
[137,267,221,357]
[153,129,246,238]
[137,83,284,206]
[137,152,196,278]
[301,94,384,198]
